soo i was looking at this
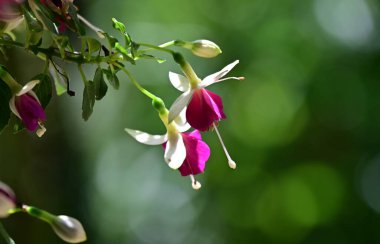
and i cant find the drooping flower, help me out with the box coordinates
[125,110,210,189]
[168,60,242,169]
[9,80,47,137]
[0,181,16,218]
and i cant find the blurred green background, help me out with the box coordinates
[1,0,380,243]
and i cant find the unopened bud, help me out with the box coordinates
[51,215,87,243]
[190,40,222,58]
[0,181,16,218]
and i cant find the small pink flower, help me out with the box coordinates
[0,181,16,218]
[125,112,210,190]
[9,80,47,137]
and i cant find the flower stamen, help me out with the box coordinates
[216,76,245,82]
[36,121,47,138]
[213,123,236,169]
[190,174,201,190]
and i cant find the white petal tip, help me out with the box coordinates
[228,160,237,169]
[166,158,182,170]
[192,181,202,190]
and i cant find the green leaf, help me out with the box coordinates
[93,67,108,100]
[23,8,43,33]
[0,79,12,133]
[111,18,132,46]
[103,33,118,49]
[82,81,95,121]
[68,2,86,35]
[138,54,166,64]
[103,68,120,90]
[112,18,126,34]
[81,36,101,60]
[33,74,53,108]
[36,10,58,34]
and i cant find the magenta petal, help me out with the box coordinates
[15,94,46,131]
[178,132,210,176]
[186,88,226,131]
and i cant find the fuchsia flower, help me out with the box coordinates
[9,80,47,137]
[168,60,241,131]
[0,181,16,218]
[168,60,242,169]
[125,111,210,189]
[40,0,72,32]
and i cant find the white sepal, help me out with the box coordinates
[168,89,195,123]
[174,107,191,132]
[169,72,190,92]
[164,133,186,169]
[125,129,168,145]
[16,80,40,96]
[201,60,239,87]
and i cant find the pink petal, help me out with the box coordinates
[186,89,226,131]
[178,132,210,176]
[15,94,46,131]
[162,130,210,176]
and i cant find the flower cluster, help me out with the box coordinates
[126,52,243,189]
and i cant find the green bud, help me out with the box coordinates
[152,97,166,114]
[187,40,222,58]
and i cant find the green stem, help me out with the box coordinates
[0,222,15,244]
[113,63,157,100]
[22,205,55,224]
[78,65,88,85]
[138,43,175,54]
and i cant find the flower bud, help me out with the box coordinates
[190,40,222,58]
[0,181,16,218]
[51,215,87,243]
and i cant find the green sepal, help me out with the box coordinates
[82,81,95,121]
[93,67,107,100]
[0,79,12,134]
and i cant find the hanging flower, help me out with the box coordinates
[168,60,241,131]
[0,181,16,218]
[125,110,210,189]
[168,60,243,169]
[9,80,47,137]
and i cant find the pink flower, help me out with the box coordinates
[163,130,210,177]
[168,60,241,131]
[0,181,16,218]
[9,80,47,137]
[125,111,210,190]
[168,60,242,169]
